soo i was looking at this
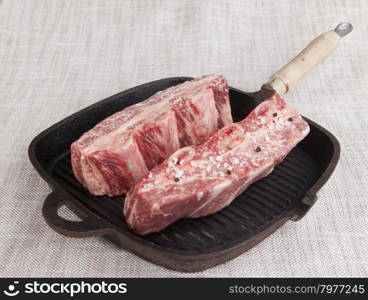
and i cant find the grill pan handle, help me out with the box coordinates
[263,22,353,95]
[42,190,113,237]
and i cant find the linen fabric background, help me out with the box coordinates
[0,0,367,277]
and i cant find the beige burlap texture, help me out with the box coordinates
[0,0,367,277]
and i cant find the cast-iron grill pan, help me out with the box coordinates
[28,77,340,272]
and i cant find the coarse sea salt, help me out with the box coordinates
[245,132,256,143]
[257,116,265,125]
[168,157,178,168]
[231,157,240,165]
[251,158,260,167]
[174,169,184,178]
[142,183,153,192]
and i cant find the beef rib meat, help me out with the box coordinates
[71,75,232,196]
[124,94,310,235]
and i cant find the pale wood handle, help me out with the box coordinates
[264,23,352,95]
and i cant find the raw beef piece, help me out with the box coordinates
[124,95,310,235]
[71,75,232,196]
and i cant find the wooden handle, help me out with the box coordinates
[264,22,353,94]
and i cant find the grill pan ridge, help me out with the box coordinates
[29,77,340,272]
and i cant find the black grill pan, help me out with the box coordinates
[28,77,339,272]
[28,23,351,271]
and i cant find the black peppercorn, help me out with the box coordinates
[255,146,261,152]
[227,169,232,175]
[174,177,180,182]
[288,117,293,122]
[272,112,278,117]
